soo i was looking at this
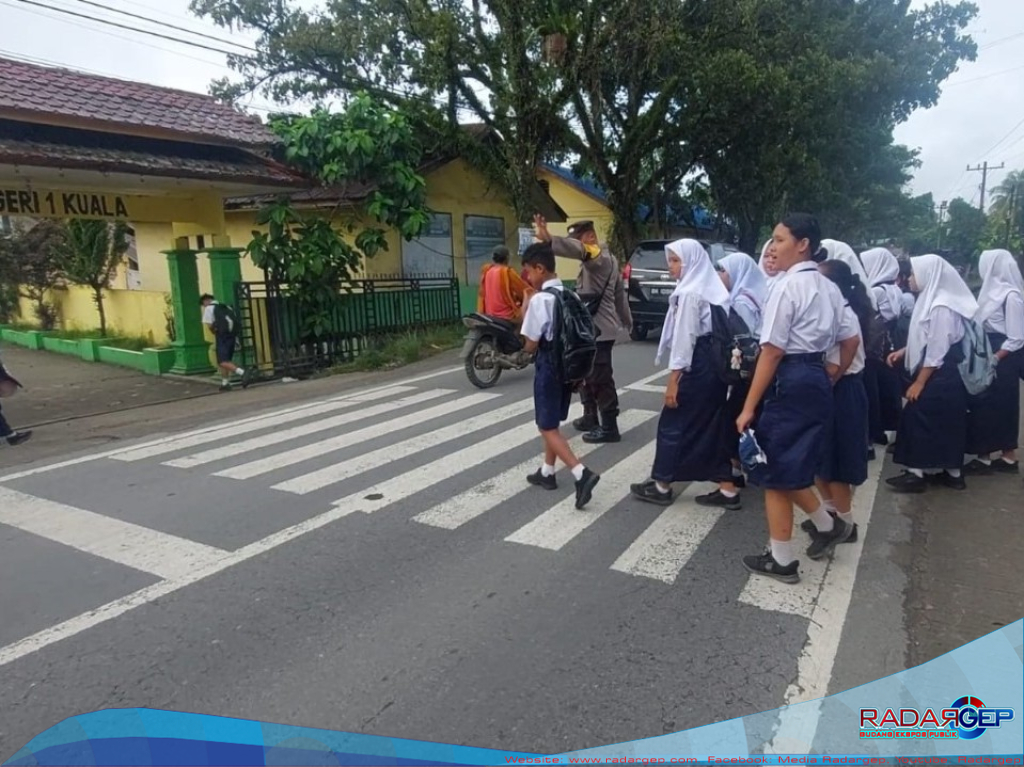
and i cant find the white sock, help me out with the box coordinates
[947,468,962,478]
[221,378,230,386]
[655,481,671,494]
[823,499,838,515]
[909,468,924,478]
[838,511,855,525]
[236,367,246,377]
[999,455,1017,465]
[720,489,738,498]
[571,464,586,481]
[541,463,556,477]
[770,538,797,566]
[809,505,835,533]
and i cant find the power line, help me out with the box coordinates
[945,63,1024,87]
[980,30,1024,49]
[966,161,1005,212]
[980,114,1024,159]
[67,0,256,52]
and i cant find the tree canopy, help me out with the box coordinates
[192,0,979,256]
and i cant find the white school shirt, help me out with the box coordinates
[521,278,564,342]
[666,291,713,372]
[982,292,1024,354]
[826,304,865,376]
[732,299,761,339]
[872,285,903,323]
[202,302,234,333]
[919,305,966,369]
[760,263,850,353]
[900,291,916,318]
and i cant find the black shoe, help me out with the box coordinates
[5,430,33,447]
[583,426,621,444]
[867,448,877,462]
[526,469,558,491]
[742,550,800,584]
[806,518,853,560]
[573,412,598,432]
[575,468,601,509]
[887,471,927,493]
[936,471,967,490]
[240,368,255,390]
[630,479,674,506]
[695,489,741,511]
[729,473,747,489]
[801,517,859,544]
[991,459,1020,474]
[963,459,993,475]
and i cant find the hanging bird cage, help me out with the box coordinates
[542,31,567,64]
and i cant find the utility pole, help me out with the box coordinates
[966,161,1006,212]
[936,200,948,250]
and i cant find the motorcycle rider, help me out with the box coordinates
[533,215,632,444]
[478,245,533,326]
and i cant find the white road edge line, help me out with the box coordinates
[763,458,884,754]
[0,362,464,483]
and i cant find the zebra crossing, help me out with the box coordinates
[0,372,880,668]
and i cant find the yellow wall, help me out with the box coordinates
[17,286,172,346]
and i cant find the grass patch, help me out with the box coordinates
[10,325,169,351]
[322,322,466,376]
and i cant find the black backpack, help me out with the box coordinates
[213,303,239,337]
[709,305,760,386]
[544,287,598,385]
[865,312,889,362]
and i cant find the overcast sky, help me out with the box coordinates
[1,0,1022,210]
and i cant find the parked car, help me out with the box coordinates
[623,239,740,340]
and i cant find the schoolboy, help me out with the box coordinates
[519,241,601,509]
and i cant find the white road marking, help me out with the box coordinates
[330,404,586,515]
[762,459,884,754]
[0,486,225,580]
[163,390,451,469]
[610,482,725,584]
[109,386,415,464]
[625,369,669,393]
[218,392,499,481]
[412,409,659,530]
[273,394,537,495]
[505,439,657,551]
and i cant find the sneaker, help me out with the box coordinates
[695,489,741,511]
[801,516,859,544]
[526,469,558,491]
[630,479,674,506]
[742,550,800,584]
[936,471,967,491]
[991,459,1020,474]
[886,472,926,493]
[5,430,33,447]
[806,518,853,560]
[963,459,993,475]
[575,467,601,510]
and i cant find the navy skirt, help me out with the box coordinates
[749,355,833,491]
[817,373,870,486]
[534,347,572,431]
[893,359,968,470]
[651,339,731,483]
[966,334,1022,455]
[876,356,904,432]
[864,358,887,445]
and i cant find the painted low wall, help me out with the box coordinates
[0,328,177,376]
[16,286,173,347]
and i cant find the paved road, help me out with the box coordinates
[0,342,1016,759]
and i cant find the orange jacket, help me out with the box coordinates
[477,263,533,321]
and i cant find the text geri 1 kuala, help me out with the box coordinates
[0,188,130,219]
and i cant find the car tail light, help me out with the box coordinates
[623,263,632,281]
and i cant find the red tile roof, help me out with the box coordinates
[0,56,276,147]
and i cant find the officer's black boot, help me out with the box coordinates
[583,411,621,444]
[573,405,599,433]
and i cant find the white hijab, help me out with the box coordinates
[906,254,979,372]
[822,239,877,309]
[656,239,730,365]
[975,249,1024,326]
[758,238,782,293]
[861,247,904,313]
[718,252,766,316]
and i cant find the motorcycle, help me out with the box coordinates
[460,313,535,389]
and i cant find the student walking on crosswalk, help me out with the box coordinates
[964,249,1024,475]
[736,214,857,584]
[519,241,602,509]
[886,254,977,493]
[698,251,768,510]
[805,259,872,544]
[630,239,733,506]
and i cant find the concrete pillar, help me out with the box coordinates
[163,237,214,376]
[204,234,245,309]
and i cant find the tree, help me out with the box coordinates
[942,197,987,267]
[985,169,1023,253]
[247,94,432,338]
[56,220,130,337]
[0,219,66,329]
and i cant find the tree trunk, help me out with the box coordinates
[737,214,761,256]
[93,286,107,337]
[608,192,642,262]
